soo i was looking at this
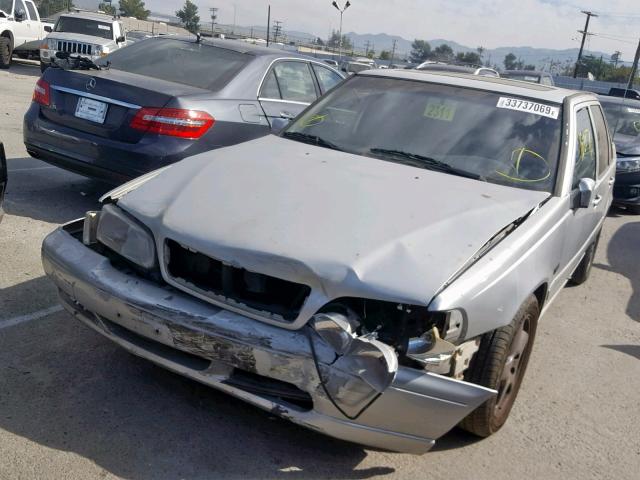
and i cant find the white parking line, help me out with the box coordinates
[8,166,56,173]
[0,305,64,330]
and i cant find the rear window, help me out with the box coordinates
[55,17,113,40]
[98,38,251,91]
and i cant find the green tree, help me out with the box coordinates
[409,39,431,64]
[504,53,517,70]
[379,50,390,61]
[119,0,150,20]
[98,2,116,15]
[456,51,481,65]
[433,44,454,62]
[176,0,200,34]
[35,0,74,17]
[327,30,352,50]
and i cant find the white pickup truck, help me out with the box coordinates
[0,0,53,68]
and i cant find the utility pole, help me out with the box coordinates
[389,39,397,67]
[573,11,598,78]
[266,5,270,47]
[332,1,351,62]
[272,20,282,44]
[364,40,371,58]
[209,7,218,35]
[628,38,640,90]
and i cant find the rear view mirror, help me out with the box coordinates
[116,36,126,43]
[14,10,25,21]
[578,178,595,209]
[44,25,52,32]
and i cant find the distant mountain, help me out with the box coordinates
[344,32,609,68]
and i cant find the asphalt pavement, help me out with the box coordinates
[0,61,639,480]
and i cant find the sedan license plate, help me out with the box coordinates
[75,97,108,124]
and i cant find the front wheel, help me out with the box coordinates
[460,295,539,437]
[628,204,640,215]
[0,37,12,69]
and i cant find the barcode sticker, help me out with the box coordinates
[497,97,560,119]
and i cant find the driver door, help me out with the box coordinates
[560,103,612,278]
[11,0,31,48]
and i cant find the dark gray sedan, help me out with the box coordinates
[23,36,344,183]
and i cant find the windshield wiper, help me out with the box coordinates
[282,131,343,151]
[369,148,483,180]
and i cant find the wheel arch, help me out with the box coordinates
[1,30,14,45]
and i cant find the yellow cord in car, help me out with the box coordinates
[495,147,551,183]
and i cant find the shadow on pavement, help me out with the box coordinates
[0,291,400,480]
[601,344,640,361]
[7,60,42,78]
[4,156,110,224]
[593,220,640,323]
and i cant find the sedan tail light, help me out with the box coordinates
[130,108,215,139]
[33,78,51,107]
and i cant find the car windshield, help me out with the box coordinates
[55,17,114,40]
[284,76,563,193]
[601,101,640,138]
[97,38,251,91]
[0,0,11,15]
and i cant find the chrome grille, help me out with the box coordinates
[56,41,93,56]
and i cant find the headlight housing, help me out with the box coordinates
[95,204,157,269]
[94,45,110,57]
[617,156,640,173]
[46,38,56,50]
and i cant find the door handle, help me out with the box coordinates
[280,111,295,120]
[592,195,603,207]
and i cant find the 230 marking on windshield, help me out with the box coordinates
[497,97,560,119]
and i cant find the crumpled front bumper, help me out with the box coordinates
[42,222,496,454]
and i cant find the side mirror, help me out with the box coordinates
[116,36,125,43]
[14,10,25,21]
[270,118,291,133]
[44,25,52,32]
[578,178,596,209]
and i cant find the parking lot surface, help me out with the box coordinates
[1,62,639,480]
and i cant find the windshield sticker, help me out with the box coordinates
[98,25,111,30]
[497,97,560,119]
[627,107,640,115]
[496,147,551,183]
[424,101,457,122]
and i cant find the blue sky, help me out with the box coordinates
[150,0,638,59]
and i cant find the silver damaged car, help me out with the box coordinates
[42,70,614,453]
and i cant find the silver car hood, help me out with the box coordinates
[119,135,549,306]
[46,32,113,46]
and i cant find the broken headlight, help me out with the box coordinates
[94,204,157,269]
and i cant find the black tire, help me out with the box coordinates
[460,295,539,437]
[569,231,601,286]
[40,61,48,73]
[628,204,640,215]
[0,37,12,69]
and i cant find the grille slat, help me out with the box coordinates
[165,240,311,322]
[56,41,94,56]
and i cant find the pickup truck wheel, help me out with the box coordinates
[569,231,601,286]
[460,295,539,437]
[628,204,640,215]
[0,37,12,69]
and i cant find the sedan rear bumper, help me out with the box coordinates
[42,222,495,454]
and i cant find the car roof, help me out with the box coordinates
[157,36,315,60]
[358,69,591,104]
[597,94,640,107]
[60,11,115,22]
